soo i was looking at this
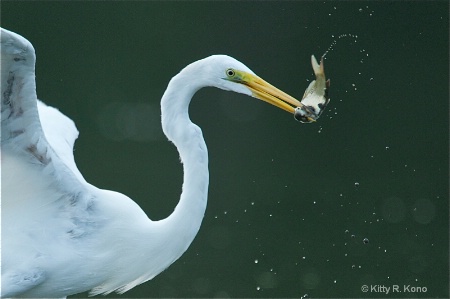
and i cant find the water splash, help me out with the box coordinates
[322,33,359,59]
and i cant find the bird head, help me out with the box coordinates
[205,55,314,121]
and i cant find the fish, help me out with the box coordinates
[294,55,330,123]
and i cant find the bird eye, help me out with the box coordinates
[226,69,235,77]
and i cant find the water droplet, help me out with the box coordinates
[354,182,360,187]
[256,286,260,291]
[254,259,259,264]
[363,238,369,244]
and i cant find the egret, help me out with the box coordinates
[1,28,314,297]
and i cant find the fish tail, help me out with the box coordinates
[311,55,324,76]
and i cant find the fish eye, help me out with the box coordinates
[226,69,235,77]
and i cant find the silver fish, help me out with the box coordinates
[294,55,330,123]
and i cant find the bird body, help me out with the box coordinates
[1,28,306,297]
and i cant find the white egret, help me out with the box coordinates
[1,28,311,297]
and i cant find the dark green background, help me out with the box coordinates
[2,1,448,298]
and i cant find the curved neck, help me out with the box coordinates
[158,68,209,260]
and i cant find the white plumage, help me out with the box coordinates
[1,28,304,297]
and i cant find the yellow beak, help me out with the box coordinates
[225,70,315,122]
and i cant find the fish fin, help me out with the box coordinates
[302,80,316,99]
[325,79,331,99]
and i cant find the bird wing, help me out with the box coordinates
[1,27,96,296]
[37,100,86,184]
[1,27,88,194]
